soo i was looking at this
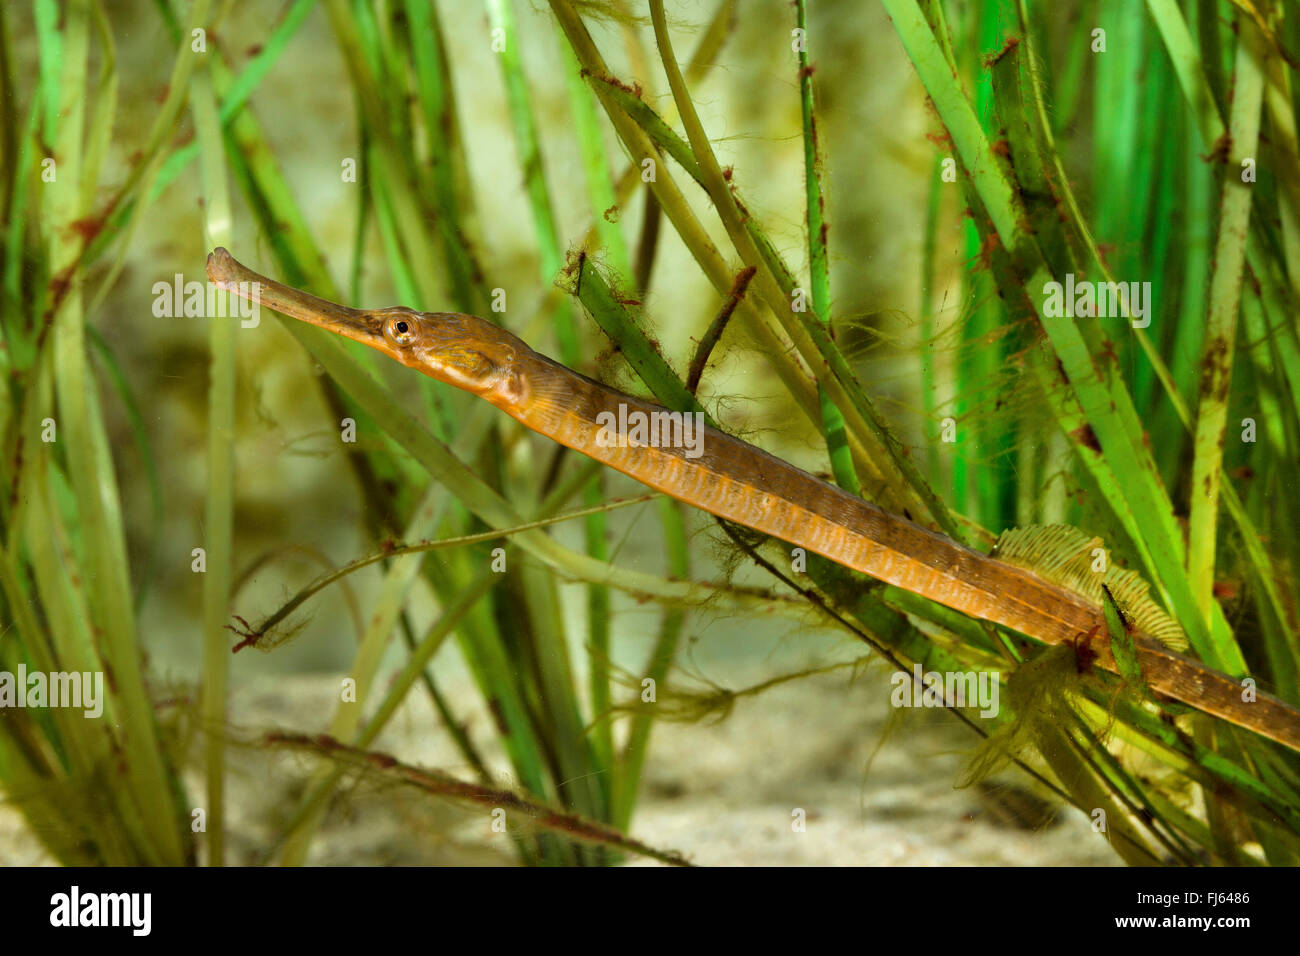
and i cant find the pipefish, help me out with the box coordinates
[206,247,1300,755]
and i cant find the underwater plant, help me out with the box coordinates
[2,0,1299,868]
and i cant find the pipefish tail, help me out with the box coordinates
[206,247,1300,755]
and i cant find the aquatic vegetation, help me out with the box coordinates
[2,0,1299,867]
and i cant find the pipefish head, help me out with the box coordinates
[205,248,529,403]
[368,307,527,402]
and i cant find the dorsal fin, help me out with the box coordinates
[991,525,1188,652]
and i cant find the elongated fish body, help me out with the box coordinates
[206,248,1300,754]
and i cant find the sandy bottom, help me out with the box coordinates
[0,665,1121,867]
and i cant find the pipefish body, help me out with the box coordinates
[206,247,1300,754]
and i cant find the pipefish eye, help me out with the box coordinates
[383,315,418,347]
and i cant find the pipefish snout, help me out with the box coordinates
[205,247,1300,755]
